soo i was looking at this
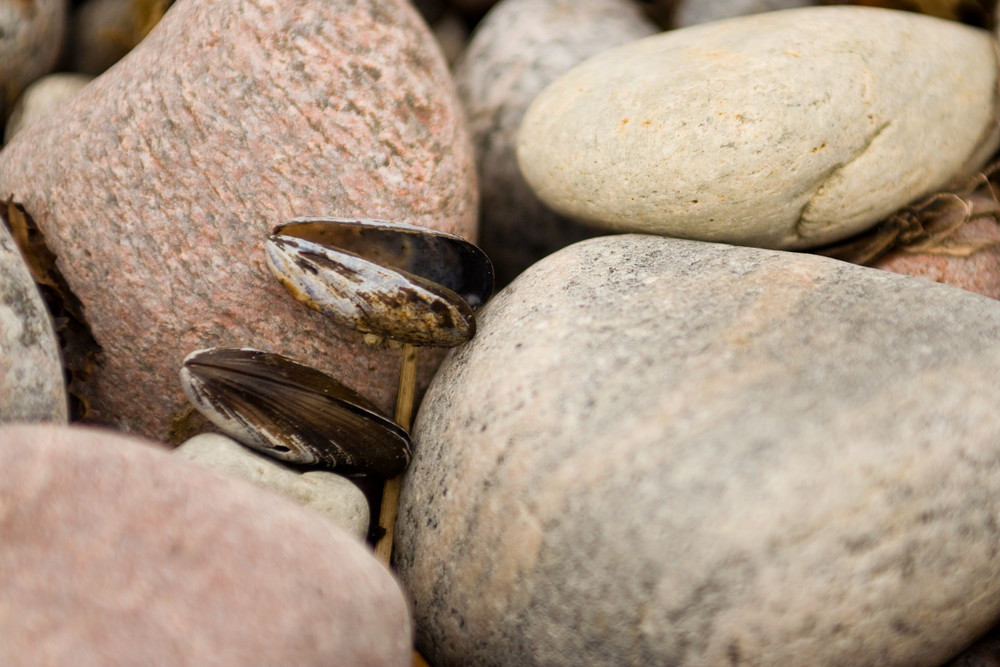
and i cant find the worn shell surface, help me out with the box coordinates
[180,348,411,476]
[267,217,494,347]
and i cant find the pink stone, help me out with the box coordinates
[871,217,1000,299]
[0,0,477,440]
[0,423,412,666]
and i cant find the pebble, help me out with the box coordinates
[174,433,370,540]
[0,0,66,119]
[517,6,1000,250]
[0,219,67,423]
[672,0,816,26]
[65,0,144,75]
[396,234,1000,666]
[454,0,658,285]
[0,423,412,665]
[0,0,477,441]
[3,72,92,144]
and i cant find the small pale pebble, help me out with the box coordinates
[397,234,1000,666]
[0,423,411,666]
[517,6,1000,250]
[4,72,92,144]
[174,433,370,540]
[455,0,658,284]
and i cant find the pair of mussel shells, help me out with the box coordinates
[180,217,494,477]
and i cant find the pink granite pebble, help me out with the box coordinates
[0,423,412,666]
[0,0,476,440]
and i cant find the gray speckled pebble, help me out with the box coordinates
[518,6,1000,250]
[454,0,657,285]
[396,234,1000,667]
[174,433,370,540]
[0,223,66,423]
[673,0,816,27]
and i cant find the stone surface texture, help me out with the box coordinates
[454,0,658,285]
[0,0,477,441]
[174,432,370,540]
[396,234,1000,666]
[0,423,411,666]
[0,224,67,423]
[517,6,1000,250]
[3,72,92,144]
[0,0,66,118]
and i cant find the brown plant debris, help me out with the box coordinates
[1,198,103,421]
[814,161,1000,266]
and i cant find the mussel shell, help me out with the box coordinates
[265,234,477,347]
[180,347,411,476]
[273,217,494,309]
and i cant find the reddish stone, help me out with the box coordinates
[0,423,412,666]
[0,0,477,440]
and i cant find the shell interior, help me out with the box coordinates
[180,347,411,477]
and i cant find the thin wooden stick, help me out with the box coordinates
[375,342,418,566]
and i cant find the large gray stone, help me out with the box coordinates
[517,6,1000,250]
[396,234,1000,666]
[454,0,657,285]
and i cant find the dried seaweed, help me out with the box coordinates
[1,198,103,421]
[814,161,1000,265]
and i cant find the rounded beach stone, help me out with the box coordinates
[0,423,411,666]
[3,72,92,144]
[673,0,816,26]
[517,6,1000,250]
[0,0,66,119]
[0,0,477,440]
[396,234,1000,666]
[455,0,658,285]
[0,223,67,423]
[174,432,370,540]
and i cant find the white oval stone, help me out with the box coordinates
[174,433,370,540]
[4,73,92,144]
[397,234,1000,666]
[517,6,1000,249]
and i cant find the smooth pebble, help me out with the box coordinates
[517,6,1000,249]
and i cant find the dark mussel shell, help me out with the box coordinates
[180,347,411,477]
[265,217,494,347]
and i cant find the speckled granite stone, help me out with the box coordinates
[0,423,411,666]
[396,234,1000,667]
[454,0,657,285]
[0,224,66,423]
[0,0,477,440]
[517,6,1000,250]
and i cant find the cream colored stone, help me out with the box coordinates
[174,433,369,540]
[397,234,1000,666]
[4,73,92,144]
[517,6,1000,249]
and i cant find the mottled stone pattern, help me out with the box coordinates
[454,0,657,285]
[517,7,1000,249]
[0,0,476,440]
[0,224,67,422]
[396,235,1000,666]
[0,423,411,666]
